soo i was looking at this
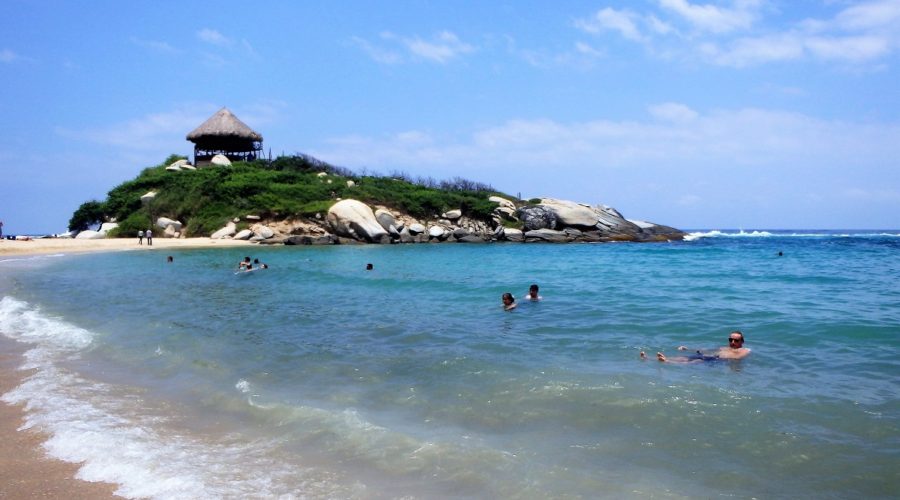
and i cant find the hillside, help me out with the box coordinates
[69,154,685,244]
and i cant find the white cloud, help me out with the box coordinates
[582,0,900,67]
[197,28,232,46]
[354,31,475,64]
[311,106,900,175]
[402,31,475,63]
[648,102,699,123]
[576,7,647,42]
[55,105,220,152]
[658,0,761,34]
[1,48,19,63]
[130,37,179,54]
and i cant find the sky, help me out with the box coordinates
[2,0,899,233]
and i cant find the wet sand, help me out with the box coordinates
[0,339,119,499]
[0,236,257,258]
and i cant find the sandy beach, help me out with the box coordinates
[0,236,258,258]
[1,236,257,498]
[0,338,119,499]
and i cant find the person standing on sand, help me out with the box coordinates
[146,229,153,246]
[0,220,4,238]
[138,230,144,245]
[641,331,751,363]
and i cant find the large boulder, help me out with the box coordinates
[408,223,426,235]
[140,191,157,204]
[374,209,397,232]
[75,230,105,240]
[524,229,569,243]
[284,234,336,245]
[210,222,236,239]
[233,229,253,240]
[503,228,524,242]
[326,199,389,243]
[517,206,558,231]
[156,217,182,232]
[210,154,231,166]
[428,226,446,239]
[442,209,462,220]
[539,199,601,228]
[98,222,119,233]
[251,224,274,239]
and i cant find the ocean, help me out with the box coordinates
[1,230,898,499]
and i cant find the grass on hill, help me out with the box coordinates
[69,154,518,237]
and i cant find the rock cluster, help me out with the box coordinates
[201,196,684,245]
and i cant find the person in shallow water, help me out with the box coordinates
[501,292,517,311]
[525,284,542,301]
[641,331,751,363]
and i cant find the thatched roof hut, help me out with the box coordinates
[187,107,263,166]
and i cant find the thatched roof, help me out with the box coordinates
[186,107,263,142]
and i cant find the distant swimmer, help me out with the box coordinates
[167,255,173,263]
[525,284,542,301]
[501,292,517,311]
[641,331,751,363]
[366,263,374,271]
[238,256,251,270]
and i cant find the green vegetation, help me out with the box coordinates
[71,154,519,237]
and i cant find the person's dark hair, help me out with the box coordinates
[502,292,515,302]
[254,258,259,264]
[530,284,539,292]
[730,331,744,341]
[366,263,373,270]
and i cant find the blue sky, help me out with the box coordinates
[2,0,899,233]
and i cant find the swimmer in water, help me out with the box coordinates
[525,284,542,301]
[641,331,750,363]
[501,292,517,311]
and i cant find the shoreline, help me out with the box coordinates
[0,237,257,258]
[0,337,119,498]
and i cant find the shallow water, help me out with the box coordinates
[1,230,898,498]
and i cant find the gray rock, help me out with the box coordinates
[326,199,389,243]
[284,234,336,245]
[252,225,274,239]
[442,209,462,219]
[457,235,486,243]
[375,209,397,232]
[452,227,469,238]
[156,217,182,232]
[540,199,600,228]
[428,226,446,239]
[233,229,253,240]
[210,223,236,239]
[503,228,524,242]
[517,206,558,230]
[75,230,105,240]
[408,223,426,235]
[524,229,568,243]
[210,154,231,166]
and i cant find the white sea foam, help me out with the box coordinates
[685,230,900,241]
[0,296,351,499]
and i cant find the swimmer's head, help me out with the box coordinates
[728,331,745,346]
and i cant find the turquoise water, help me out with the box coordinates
[1,231,898,499]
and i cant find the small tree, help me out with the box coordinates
[68,200,106,231]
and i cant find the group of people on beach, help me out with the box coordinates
[501,283,750,364]
[137,229,153,246]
